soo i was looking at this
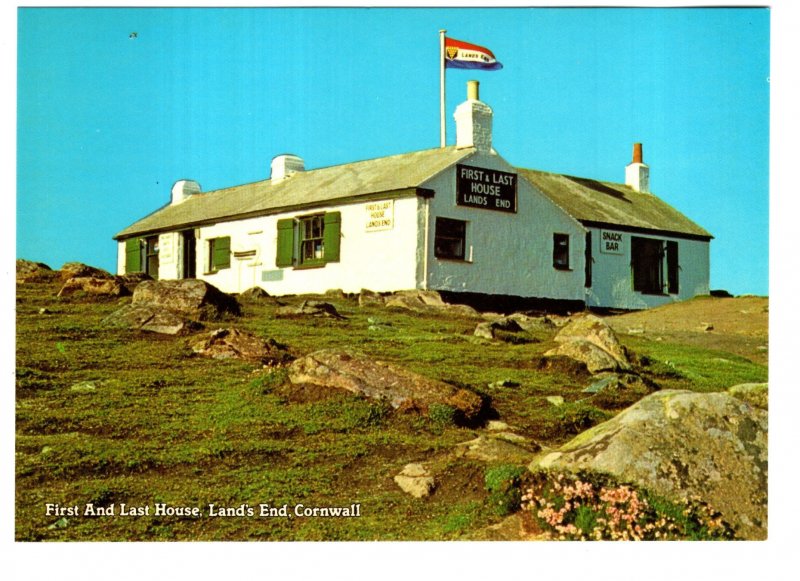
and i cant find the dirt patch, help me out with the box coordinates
[605,296,768,364]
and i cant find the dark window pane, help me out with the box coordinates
[434,217,467,260]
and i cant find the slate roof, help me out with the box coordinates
[115,146,474,239]
[115,146,712,241]
[517,168,713,240]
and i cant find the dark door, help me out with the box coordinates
[182,230,196,279]
[145,236,159,280]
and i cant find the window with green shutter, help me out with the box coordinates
[125,238,142,273]
[275,211,342,268]
[209,236,231,272]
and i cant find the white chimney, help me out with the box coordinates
[625,142,650,193]
[271,154,305,183]
[171,179,201,205]
[454,80,493,152]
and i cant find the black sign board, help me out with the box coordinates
[456,164,517,213]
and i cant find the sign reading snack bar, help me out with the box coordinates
[456,164,517,213]
[365,200,394,232]
[600,230,624,254]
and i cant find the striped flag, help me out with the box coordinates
[444,37,503,71]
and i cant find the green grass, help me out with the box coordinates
[15,281,768,541]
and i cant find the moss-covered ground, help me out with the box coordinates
[15,280,767,541]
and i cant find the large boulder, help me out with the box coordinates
[276,300,344,319]
[529,389,768,540]
[288,349,483,419]
[102,304,202,335]
[16,259,58,283]
[132,279,241,320]
[59,262,112,281]
[191,328,293,364]
[57,276,130,298]
[545,314,631,373]
[385,290,480,317]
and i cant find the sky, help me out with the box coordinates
[17,6,770,295]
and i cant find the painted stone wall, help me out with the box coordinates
[584,226,710,309]
[421,150,587,300]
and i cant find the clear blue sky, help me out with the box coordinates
[17,6,769,295]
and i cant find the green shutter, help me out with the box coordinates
[323,212,341,263]
[276,219,295,267]
[212,236,231,270]
[125,238,142,273]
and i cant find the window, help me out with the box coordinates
[300,215,325,264]
[553,233,570,270]
[434,217,467,260]
[631,236,664,294]
[208,236,231,272]
[276,212,341,268]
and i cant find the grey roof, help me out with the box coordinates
[517,168,713,240]
[116,146,712,241]
[114,146,474,239]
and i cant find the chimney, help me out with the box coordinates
[171,179,201,205]
[625,142,650,193]
[454,80,493,152]
[271,154,305,183]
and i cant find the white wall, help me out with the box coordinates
[584,226,710,309]
[421,150,587,300]
[157,196,422,295]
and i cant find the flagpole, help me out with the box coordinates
[439,29,446,148]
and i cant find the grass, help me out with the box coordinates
[15,280,768,541]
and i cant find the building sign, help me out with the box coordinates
[600,230,624,254]
[365,200,394,232]
[456,164,517,213]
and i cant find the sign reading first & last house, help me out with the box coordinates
[456,164,517,213]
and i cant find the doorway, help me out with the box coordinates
[182,230,197,279]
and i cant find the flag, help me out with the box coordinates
[444,37,503,71]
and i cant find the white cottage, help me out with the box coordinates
[114,81,712,310]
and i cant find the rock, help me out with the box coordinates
[474,317,525,340]
[582,372,653,395]
[38,308,51,315]
[288,349,483,419]
[191,328,293,364]
[16,259,58,282]
[545,340,623,374]
[545,396,565,406]
[545,314,631,373]
[118,272,153,294]
[47,517,69,530]
[529,389,768,540]
[102,305,203,335]
[57,276,130,298]
[487,379,520,389]
[276,300,344,319]
[132,279,241,320]
[728,383,768,410]
[324,288,347,300]
[59,262,112,281]
[506,313,557,332]
[385,290,480,317]
[358,289,385,308]
[238,286,272,302]
[486,420,512,432]
[699,322,715,332]
[454,433,539,464]
[394,463,435,498]
[70,381,97,393]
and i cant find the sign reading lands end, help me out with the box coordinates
[456,164,517,214]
